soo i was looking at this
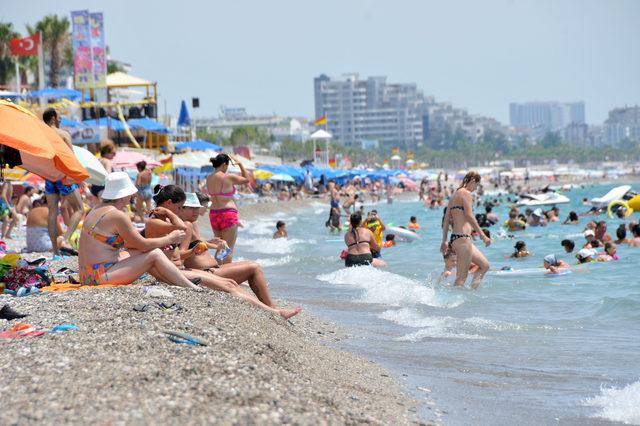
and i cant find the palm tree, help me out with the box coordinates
[30,15,70,87]
[0,22,19,87]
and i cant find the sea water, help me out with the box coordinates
[232,183,640,425]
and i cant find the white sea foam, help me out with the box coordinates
[253,256,295,267]
[583,381,640,425]
[398,327,486,341]
[316,267,462,308]
[237,237,304,254]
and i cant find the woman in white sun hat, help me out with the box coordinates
[78,172,200,288]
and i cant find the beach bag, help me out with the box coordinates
[0,253,21,280]
[2,258,53,291]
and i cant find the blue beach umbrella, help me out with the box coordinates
[177,100,191,127]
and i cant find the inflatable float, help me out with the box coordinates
[591,185,631,208]
[384,226,421,242]
[608,193,640,218]
[516,192,570,207]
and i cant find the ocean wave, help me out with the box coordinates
[378,307,554,341]
[253,256,295,267]
[594,296,640,321]
[237,237,304,254]
[583,381,640,425]
[316,267,463,308]
[397,327,486,341]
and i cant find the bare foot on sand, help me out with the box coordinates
[280,307,302,320]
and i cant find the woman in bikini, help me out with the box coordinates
[344,212,384,268]
[440,171,491,289]
[144,185,302,320]
[78,172,199,289]
[176,192,286,308]
[206,153,248,263]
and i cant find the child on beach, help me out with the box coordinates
[273,221,287,239]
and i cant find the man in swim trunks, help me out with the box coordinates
[43,108,85,256]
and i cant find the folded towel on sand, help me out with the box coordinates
[41,282,131,293]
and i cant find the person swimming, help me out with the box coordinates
[511,240,530,258]
[576,248,597,264]
[273,221,287,239]
[561,239,575,253]
[543,254,570,274]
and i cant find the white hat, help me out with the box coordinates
[583,229,595,237]
[577,248,596,259]
[101,172,138,200]
[183,192,202,208]
[532,208,543,217]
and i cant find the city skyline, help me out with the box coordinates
[6,0,640,125]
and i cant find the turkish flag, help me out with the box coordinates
[10,34,40,56]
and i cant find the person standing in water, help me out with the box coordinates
[206,153,248,263]
[440,171,491,289]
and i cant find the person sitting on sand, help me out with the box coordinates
[598,242,619,261]
[145,185,301,319]
[408,216,421,230]
[563,211,579,225]
[15,186,36,219]
[24,198,75,254]
[561,239,575,253]
[543,254,570,274]
[78,172,200,289]
[273,221,287,239]
[614,225,629,245]
[382,234,395,248]
[628,224,640,247]
[511,240,530,258]
[344,212,384,268]
[576,248,597,264]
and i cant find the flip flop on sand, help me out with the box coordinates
[0,322,46,339]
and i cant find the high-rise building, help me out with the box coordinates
[509,102,585,133]
[603,105,640,145]
[313,74,427,148]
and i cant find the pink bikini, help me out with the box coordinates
[209,173,240,231]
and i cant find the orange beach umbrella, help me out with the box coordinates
[0,100,89,184]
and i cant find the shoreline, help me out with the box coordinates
[1,258,421,425]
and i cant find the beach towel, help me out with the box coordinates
[41,282,132,293]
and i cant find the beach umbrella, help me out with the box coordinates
[0,100,89,184]
[175,140,222,152]
[253,169,274,180]
[177,100,191,127]
[269,173,295,182]
[72,146,108,186]
[112,151,161,169]
[22,173,45,187]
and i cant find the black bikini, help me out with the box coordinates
[448,204,471,249]
[345,229,373,267]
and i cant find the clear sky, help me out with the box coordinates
[6,0,640,124]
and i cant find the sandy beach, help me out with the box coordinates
[0,217,421,425]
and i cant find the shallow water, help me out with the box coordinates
[231,184,639,425]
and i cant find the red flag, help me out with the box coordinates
[10,34,40,56]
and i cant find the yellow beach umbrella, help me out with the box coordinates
[253,169,274,180]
